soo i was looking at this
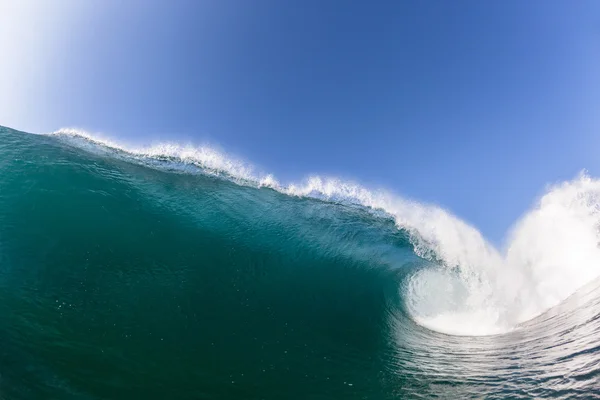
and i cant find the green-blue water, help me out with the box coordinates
[0,126,599,399]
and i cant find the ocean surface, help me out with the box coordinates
[1,125,599,399]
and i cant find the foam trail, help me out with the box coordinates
[48,128,600,336]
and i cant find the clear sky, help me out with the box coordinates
[2,0,600,244]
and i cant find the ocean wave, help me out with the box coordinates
[49,128,600,336]
[0,125,598,398]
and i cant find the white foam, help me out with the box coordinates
[48,128,600,336]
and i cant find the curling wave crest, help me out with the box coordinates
[50,128,600,336]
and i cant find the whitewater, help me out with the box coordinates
[0,125,599,399]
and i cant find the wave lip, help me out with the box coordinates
[48,128,600,337]
[51,128,280,187]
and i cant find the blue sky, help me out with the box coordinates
[2,0,600,243]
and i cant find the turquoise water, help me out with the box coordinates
[0,126,599,399]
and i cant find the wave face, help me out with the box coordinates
[0,126,599,399]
